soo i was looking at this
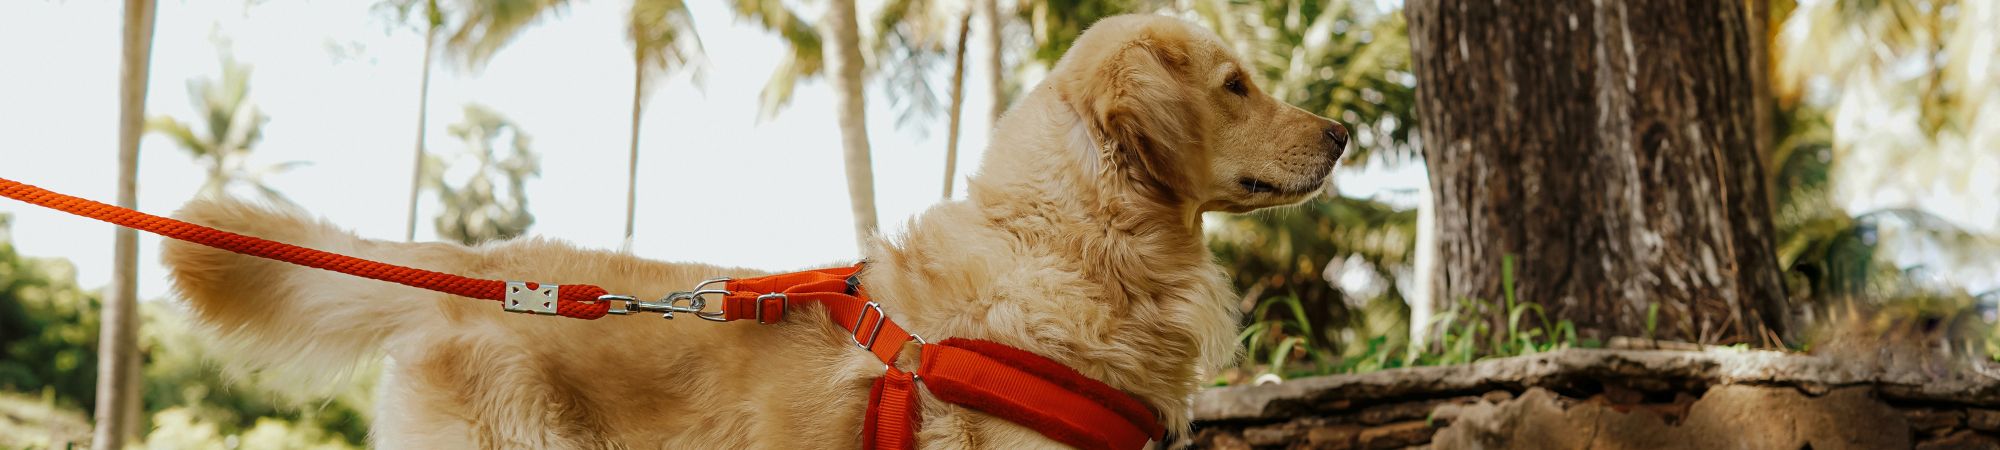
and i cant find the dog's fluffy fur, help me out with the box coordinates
[164,14,1344,449]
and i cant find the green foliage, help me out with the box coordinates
[147,54,303,205]
[444,0,574,69]
[1767,0,2000,307]
[1197,0,1418,162]
[0,215,371,448]
[629,0,706,91]
[138,301,374,447]
[1190,0,1427,384]
[1228,254,1583,382]
[1393,255,1580,368]
[872,0,971,135]
[1019,0,1149,66]
[426,104,541,245]
[146,406,358,450]
[1210,196,1417,379]
[0,391,91,448]
[0,215,101,412]
[726,0,827,117]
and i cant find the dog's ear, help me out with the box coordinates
[1066,39,1199,202]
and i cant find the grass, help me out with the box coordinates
[1230,254,1586,384]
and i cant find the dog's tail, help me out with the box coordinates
[162,197,472,388]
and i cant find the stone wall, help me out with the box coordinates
[1179,349,2000,449]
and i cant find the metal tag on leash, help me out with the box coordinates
[504,281,561,315]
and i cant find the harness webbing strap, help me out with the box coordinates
[713,270,1164,450]
[719,266,915,365]
[863,367,921,450]
[918,340,1162,450]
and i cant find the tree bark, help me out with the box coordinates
[1407,0,1789,345]
[942,12,972,200]
[94,1,154,448]
[405,26,437,242]
[1746,0,1778,203]
[984,0,1006,125]
[826,0,878,246]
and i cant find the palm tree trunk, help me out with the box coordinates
[94,1,155,448]
[941,12,972,200]
[826,0,878,246]
[625,57,644,241]
[984,0,1005,125]
[1410,173,1437,347]
[405,26,437,242]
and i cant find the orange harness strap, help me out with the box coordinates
[713,268,1164,450]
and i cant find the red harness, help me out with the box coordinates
[707,266,1164,450]
[0,177,1163,450]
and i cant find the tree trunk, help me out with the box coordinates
[826,0,878,246]
[625,56,644,242]
[405,26,437,242]
[1746,0,1778,203]
[1410,176,1438,347]
[984,0,1005,125]
[942,12,973,200]
[94,1,154,448]
[1407,0,1789,345]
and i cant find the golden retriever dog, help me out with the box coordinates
[163,14,1345,449]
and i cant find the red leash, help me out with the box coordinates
[0,177,613,319]
[0,175,1164,450]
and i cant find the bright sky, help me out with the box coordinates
[1,0,1011,300]
[0,0,1425,301]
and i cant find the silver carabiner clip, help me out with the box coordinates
[597,277,733,320]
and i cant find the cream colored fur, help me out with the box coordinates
[163,14,1344,449]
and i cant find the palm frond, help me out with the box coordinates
[729,0,825,118]
[442,0,572,69]
[630,0,707,94]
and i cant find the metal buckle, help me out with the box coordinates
[503,281,560,315]
[593,277,732,320]
[598,294,638,315]
[755,293,789,324]
[851,302,889,350]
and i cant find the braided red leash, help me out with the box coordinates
[0,176,610,319]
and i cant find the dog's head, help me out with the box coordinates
[1051,14,1346,213]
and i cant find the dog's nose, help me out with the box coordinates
[1324,123,1349,158]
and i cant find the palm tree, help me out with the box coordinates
[827,0,879,245]
[623,0,704,242]
[94,1,155,448]
[426,105,541,245]
[728,0,879,247]
[148,56,303,205]
[1765,0,2000,307]
[984,0,1005,126]
[873,0,974,199]
[380,0,570,242]
[382,0,442,242]
[942,13,972,199]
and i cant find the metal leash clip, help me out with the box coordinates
[595,278,732,321]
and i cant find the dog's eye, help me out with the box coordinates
[1224,75,1248,96]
